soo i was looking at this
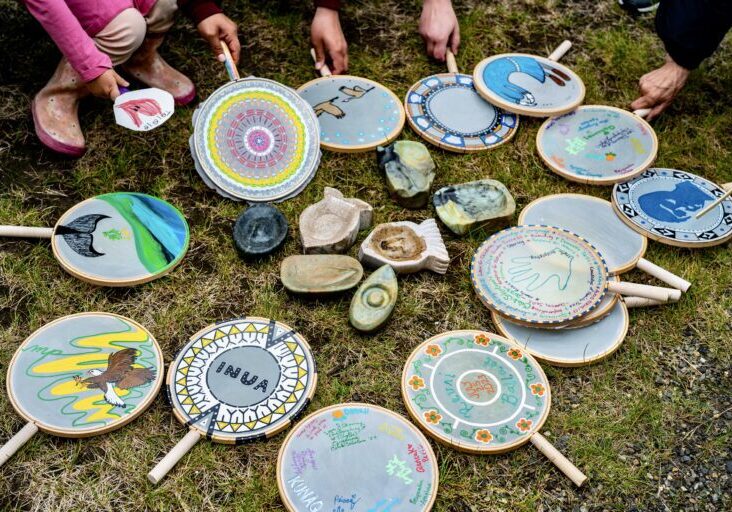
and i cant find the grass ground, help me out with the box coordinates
[0,0,730,510]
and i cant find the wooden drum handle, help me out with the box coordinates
[147,430,201,484]
[530,432,587,487]
[548,40,572,62]
[0,422,38,467]
[608,281,680,302]
[0,226,53,238]
[221,41,240,81]
[310,48,333,77]
[624,296,665,308]
[635,258,691,292]
[446,49,458,74]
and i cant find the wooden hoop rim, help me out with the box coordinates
[404,72,520,153]
[276,402,439,511]
[492,301,630,367]
[50,193,189,287]
[536,106,658,185]
[559,275,619,328]
[166,317,318,445]
[400,330,551,455]
[472,53,586,117]
[297,75,406,153]
[6,312,163,438]
[518,193,648,274]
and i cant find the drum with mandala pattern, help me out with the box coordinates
[191,78,321,202]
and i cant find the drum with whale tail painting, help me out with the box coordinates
[0,192,189,287]
[50,192,189,285]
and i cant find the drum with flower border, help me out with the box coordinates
[401,330,587,486]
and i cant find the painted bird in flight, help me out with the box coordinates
[313,97,345,118]
[338,84,374,102]
[74,348,156,408]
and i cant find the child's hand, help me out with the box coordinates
[88,69,129,100]
[197,13,241,64]
[311,7,348,74]
[419,0,460,61]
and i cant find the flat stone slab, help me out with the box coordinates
[433,179,515,235]
[359,218,449,274]
[280,254,363,293]
[299,187,372,254]
[233,204,288,257]
[349,264,398,332]
[377,140,436,208]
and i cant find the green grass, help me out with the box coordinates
[1,0,731,510]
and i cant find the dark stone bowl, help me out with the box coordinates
[232,204,288,258]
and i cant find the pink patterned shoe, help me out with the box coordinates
[123,35,196,106]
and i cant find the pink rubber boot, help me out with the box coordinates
[31,58,89,157]
[123,35,196,105]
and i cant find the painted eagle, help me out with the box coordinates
[74,348,156,408]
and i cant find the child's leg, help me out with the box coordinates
[93,8,147,65]
[32,8,147,157]
[124,0,196,105]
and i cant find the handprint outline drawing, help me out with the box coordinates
[507,248,574,292]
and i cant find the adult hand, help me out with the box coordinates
[197,13,241,64]
[631,55,690,121]
[88,69,128,100]
[419,0,460,61]
[311,7,348,74]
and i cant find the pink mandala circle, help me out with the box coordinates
[245,127,273,156]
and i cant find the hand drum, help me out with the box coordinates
[0,313,162,466]
[519,194,690,291]
[493,301,629,367]
[191,77,321,203]
[537,106,657,185]
[298,71,405,152]
[470,225,679,327]
[613,168,732,248]
[0,192,189,287]
[472,43,585,117]
[277,403,438,511]
[405,50,518,152]
[402,330,587,486]
[148,317,317,484]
